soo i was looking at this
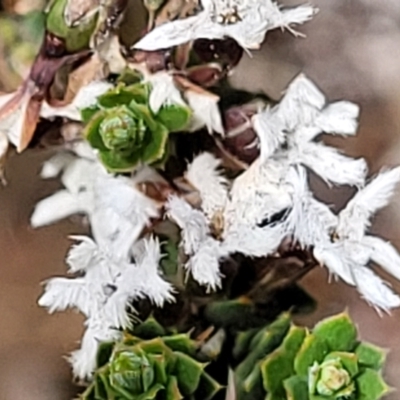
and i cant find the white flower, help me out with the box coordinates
[39,236,174,379]
[31,152,160,257]
[252,74,367,187]
[134,0,316,51]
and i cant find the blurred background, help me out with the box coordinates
[1,0,400,399]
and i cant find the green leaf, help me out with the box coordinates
[100,150,141,172]
[163,334,198,355]
[324,351,359,377]
[98,84,149,108]
[156,104,192,132]
[165,376,183,400]
[355,342,386,370]
[355,368,390,400]
[294,332,329,376]
[235,313,291,382]
[313,313,357,352]
[194,372,223,400]
[233,328,260,361]
[141,122,169,164]
[135,383,165,400]
[283,375,309,400]
[81,105,101,123]
[174,352,205,396]
[96,342,115,369]
[133,318,167,339]
[148,354,168,386]
[83,109,109,151]
[261,325,306,398]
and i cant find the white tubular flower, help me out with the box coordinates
[39,236,174,379]
[32,153,160,257]
[252,74,367,187]
[134,0,316,51]
[185,153,229,218]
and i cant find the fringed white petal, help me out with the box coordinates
[131,237,175,306]
[294,141,367,187]
[186,153,229,218]
[166,196,210,254]
[38,277,91,315]
[70,324,121,380]
[278,74,325,130]
[252,108,286,161]
[363,235,400,281]
[185,90,224,135]
[316,101,360,136]
[134,12,209,51]
[186,237,223,291]
[353,266,400,313]
[31,190,86,228]
[223,224,285,258]
[147,72,186,113]
[66,236,99,273]
[313,246,356,286]
[337,167,400,240]
[40,152,76,179]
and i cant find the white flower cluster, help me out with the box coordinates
[30,0,400,383]
[167,74,400,312]
[33,145,174,379]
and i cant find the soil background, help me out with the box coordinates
[1,1,400,399]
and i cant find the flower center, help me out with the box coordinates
[212,0,243,25]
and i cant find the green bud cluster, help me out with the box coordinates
[233,313,390,400]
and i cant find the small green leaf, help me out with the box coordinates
[283,375,309,400]
[133,318,167,339]
[100,150,141,172]
[355,342,386,370]
[261,325,306,397]
[355,368,390,400]
[174,352,205,396]
[294,332,329,376]
[96,342,115,369]
[163,334,198,355]
[98,84,149,108]
[141,122,169,164]
[313,312,357,352]
[83,109,109,151]
[156,104,192,132]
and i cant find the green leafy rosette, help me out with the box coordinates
[234,312,390,400]
[81,318,222,400]
[82,83,191,172]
